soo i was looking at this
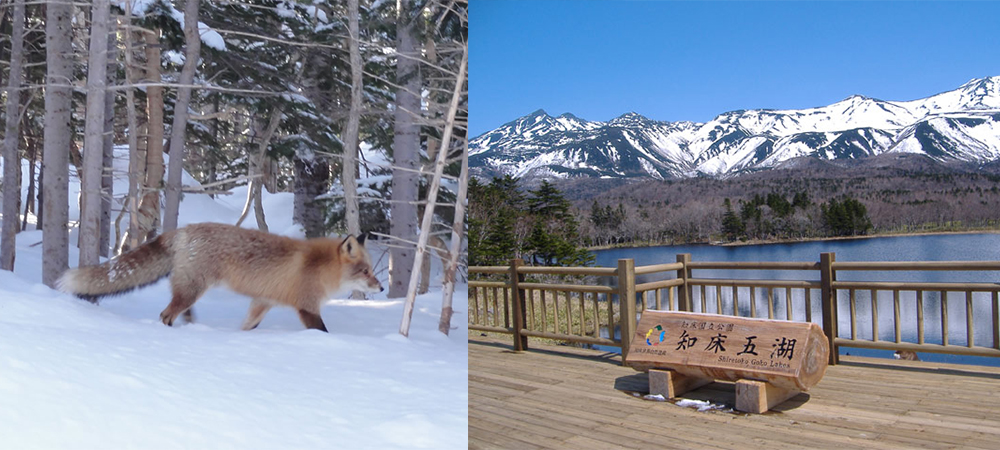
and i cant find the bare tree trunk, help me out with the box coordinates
[207,94,219,198]
[344,0,362,238]
[1,0,26,271]
[419,235,450,294]
[162,0,201,232]
[439,142,468,335]
[343,0,366,299]
[42,0,73,287]
[388,0,421,298]
[122,17,143,252]
[100,30,116,258]
[235,107,281,231]
[400,45,467,336]
[137,29,164,242]
[292,150,329,238]
[79,0,111,266]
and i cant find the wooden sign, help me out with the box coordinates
[626,311,829,391]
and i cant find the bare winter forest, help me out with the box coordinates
[564,153,1000,247]
[0,0,468,334]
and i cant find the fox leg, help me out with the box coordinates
[160,274,207,327]
[297,309,328,332]
[241,299,273,331]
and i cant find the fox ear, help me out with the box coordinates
[358,232,368,246]
[340,235,361,257]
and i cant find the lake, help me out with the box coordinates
[593,233,1000,367]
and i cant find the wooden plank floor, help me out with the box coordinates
[470,335,1000,450]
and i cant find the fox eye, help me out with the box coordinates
[362,269,369,275]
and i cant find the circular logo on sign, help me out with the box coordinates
[645,324,666,346]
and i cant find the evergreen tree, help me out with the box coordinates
[822,196,872,236]
[721,198,744,240]
[468,177,592,267]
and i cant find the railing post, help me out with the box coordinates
[618,258,637,363]
[677,253,692,312]
[509,258,528,351]
[820,252,839,365]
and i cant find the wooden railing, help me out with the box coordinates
[469,253,1000,365]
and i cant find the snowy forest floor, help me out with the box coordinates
[0,163,468,449]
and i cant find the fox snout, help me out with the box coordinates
[371,276,385,293]
[364,273,384,293]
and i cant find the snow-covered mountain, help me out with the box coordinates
[471,76,1000,180]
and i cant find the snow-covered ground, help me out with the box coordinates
[0,158,468,449]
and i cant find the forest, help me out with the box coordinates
[470,153,1000,262]
[0,0,468,317]
[575,154,1000,247]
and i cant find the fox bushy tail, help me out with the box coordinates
[57,233,175,302]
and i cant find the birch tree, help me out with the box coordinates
[1,0,27,271]
[122,2,143,253]
[163,0,201,232]
[439,139,468,335]
[136,29,164,243]
[79,0,112,266]
[41,0,73,287]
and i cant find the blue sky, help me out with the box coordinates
[469,1,1000,137]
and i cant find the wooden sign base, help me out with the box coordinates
[735,379,801,414]
[648,368,713,399]
[648,368,801,414]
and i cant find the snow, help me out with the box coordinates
[674,399,730,413]
[114,0,226,51]
[199,23,226,51]
[0,151,467,449]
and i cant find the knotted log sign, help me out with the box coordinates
[626,311,829,413]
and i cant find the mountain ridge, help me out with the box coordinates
[471,76,1000,181]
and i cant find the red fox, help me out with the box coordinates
[57,222,383,332]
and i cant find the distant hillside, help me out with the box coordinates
[563,153,1000,246]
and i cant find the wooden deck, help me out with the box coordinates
[470,335,1000,449]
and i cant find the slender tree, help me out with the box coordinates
[343,0,363,238]
[41,0,74,287]
[1,0,27,270]
[163,0,201,232]
[388,0,421,298]
[79,0,112,266]
[100,31,116,258]
[137,28,164,242]
[439,129,468,335]
[122,2,143,252]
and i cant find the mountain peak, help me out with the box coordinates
[840,94,871,103]
[960,76,1000,88]
[609,111,650,126]
[616,111,646,119]
[528,108,550,118]
[958,76,1000,96]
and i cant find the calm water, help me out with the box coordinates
[593,233,1000,367]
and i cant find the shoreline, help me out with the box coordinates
[587,228,1000,251]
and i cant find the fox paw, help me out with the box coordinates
[159,310,174,327]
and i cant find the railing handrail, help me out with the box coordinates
[469,253,1000,365]
[832,261,1000,271]
[688,261,820,270]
